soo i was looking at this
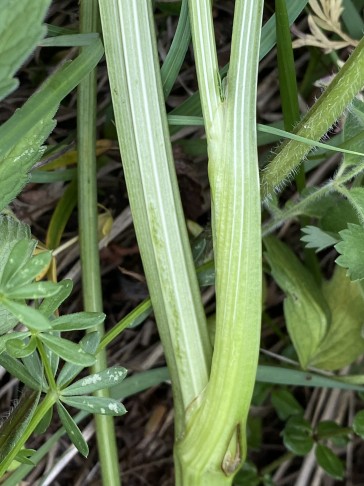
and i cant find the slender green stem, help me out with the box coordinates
[77,2,120,485]
[262,35,364,198]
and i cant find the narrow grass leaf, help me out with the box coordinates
[51,312,105,332]
[39,334,96,366]
[13,449,36,466]
[1,298,51,331]
[0,0,51,101]
[56,402,89,457]
[61,367,127,396]
[39,33,99,47]
[46,180,77,250]
[61,395,126,416]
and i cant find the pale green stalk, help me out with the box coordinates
[98,0,212,436]
[175,1,263,484]
[77,2,120,484]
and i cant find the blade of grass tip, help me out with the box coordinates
[161,0,191,99]
[77,2,121,485]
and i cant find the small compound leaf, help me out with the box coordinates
[6,251,52,289]
[283,416,314,456]
[264,236,329,368]
[335,224,364,281]
[0,298,51,331]
[0,353,42,390]
[56,401,89,457]
[56,331,101,388]
[39,333,96,366]
[315,444,345,480]
[39,279,73,318]
[4,281,60,300]
[61,367,127,396]
[271,389,304,421]
[51,312,105,332]
[352,410,364,439]
[60,395,127,416]
[301,226,338,252]
[6,336,36,359]
[310,267,364,370]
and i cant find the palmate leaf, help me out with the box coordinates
[51,312,105,332]
[0,298,51,331]
[0,352,42,391]
[56,402,88,457]
[335,223,364,281]
[5,251,52,289]
[39,333,96,367]
[0,0,51,101]
[38,279,73,318]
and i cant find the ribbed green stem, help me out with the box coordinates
[77,2,120,485]
[175,1,263,484]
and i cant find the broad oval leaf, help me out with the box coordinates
[39,333,96,366]
[60,395,127,416]
[56,401,89,457]
[352,410,364,439]
[315,444,345,480]
[283,416,314,456]
[61,366,127,396]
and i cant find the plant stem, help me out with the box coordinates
[175,1,263,483]
[262,35,364,198]
[77,2,120,485]
[98,0,212,437]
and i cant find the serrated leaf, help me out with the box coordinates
[336,223,364,280]
[309,267,364,370]
[271,388,304,421]
[60,395,127,416]
[39,333,96,366]
[301,226,338,252]
[51,312,105,331]
[6,336,36,359]
[0,353,42,390]
[315,444,345,480]
[283,416,314,456]
[0,297,51,331]
[61,366,127,396]
[4,281,60,300]
[264,236,329,368]
[352,410,364,438]
[56,401,89,457]
[56,332,101,388]
[321,198,359,235]
[0,0,51,101]
[38,279,73,318]
[6,251,52,289]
